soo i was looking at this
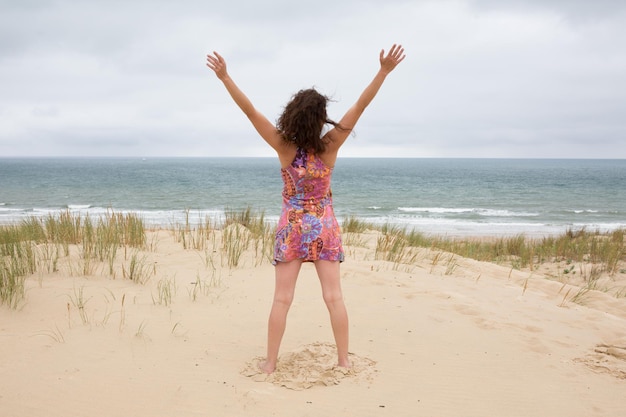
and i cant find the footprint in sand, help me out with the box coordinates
[575,343,626,380]
[241,342,377,390]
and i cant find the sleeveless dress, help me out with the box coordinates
[273,147,344,264]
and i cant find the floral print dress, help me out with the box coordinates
[273,147,344,264]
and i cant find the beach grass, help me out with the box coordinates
[414,228,625,276]
[0,226,37,308]
[372,224,625,298]
[122,250,153,284]
[0,210,147,308]
[222,223,251,268]
[68,285,91,325]
[153,276,177,306]
[222,207,273,267]
[342,215,372,234]
[2,209,625,309]
[174,209,216,250]
[354,217,622,272]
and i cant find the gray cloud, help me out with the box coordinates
[1,0,625,158]
[468,0,626,21]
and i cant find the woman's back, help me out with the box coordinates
[281,147,333,204]
[275,147,343,263]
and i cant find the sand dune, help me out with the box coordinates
[1,230,625,417]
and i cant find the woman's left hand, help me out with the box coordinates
[379,44,406,75]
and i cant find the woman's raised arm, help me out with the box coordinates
[326,44,406,151]
[206,52,284,152]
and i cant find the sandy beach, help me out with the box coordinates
[1,229,625,417]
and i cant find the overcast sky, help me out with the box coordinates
[1,0,625,158]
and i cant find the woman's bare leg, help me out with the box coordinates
[314,260,350,368]
[259,259,302,374]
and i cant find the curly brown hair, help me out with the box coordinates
[276,88,343,154]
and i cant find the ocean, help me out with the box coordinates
[1,157,625,237]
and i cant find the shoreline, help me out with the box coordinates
[1,206,625,239]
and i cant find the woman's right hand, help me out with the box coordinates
[206,51,229,80]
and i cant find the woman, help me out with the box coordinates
[206,44,405,373]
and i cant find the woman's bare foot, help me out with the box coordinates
[258,360,275,374]
[337,357,351,369]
